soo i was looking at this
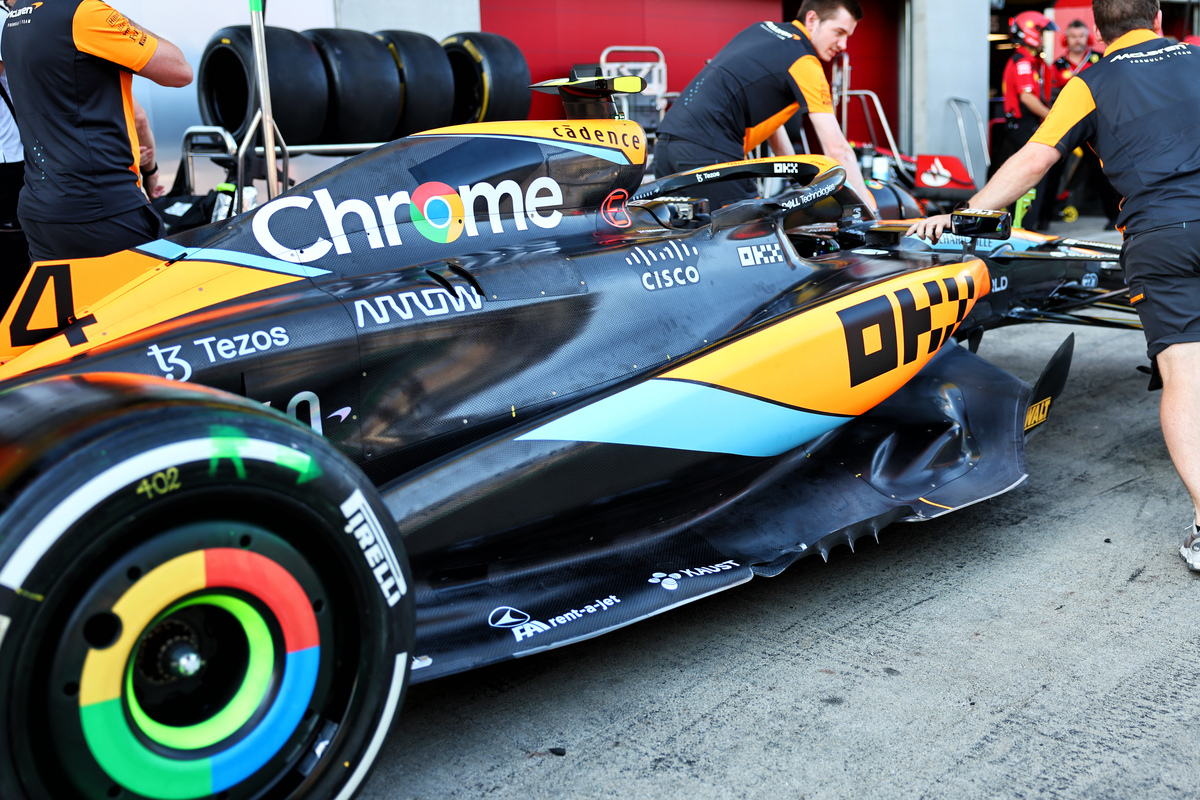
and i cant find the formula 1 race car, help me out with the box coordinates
[0,78,1138,800]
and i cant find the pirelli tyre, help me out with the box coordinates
[0,375,414,800]
[198,25,328,146]
[373,30,455,137]
[303,29,403,144]
[441,31,532,124]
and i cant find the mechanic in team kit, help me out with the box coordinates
[653,0,873,208]
[998,10,1057,229]
[909,0,1200,574]
[0,14,28,311]
[1042,18,1122,230]
[0,0,191,262]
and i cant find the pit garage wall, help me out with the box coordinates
[114,0,987,190]
[907,0,990,186]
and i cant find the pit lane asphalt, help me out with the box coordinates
[360,218,1199,800]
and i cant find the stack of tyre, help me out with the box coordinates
[197,27,531,145]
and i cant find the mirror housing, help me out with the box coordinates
[950,209,1012,240]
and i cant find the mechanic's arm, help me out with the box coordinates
[1019,91,1051,121]
[907,141,1062,243]
[767,127,795,157]
[132,99,165,198]
[137,32,192,88]
[808,112,876,210]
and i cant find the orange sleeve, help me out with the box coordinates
[788,55,833,114]
[72,0,158,72]
[1031,78,1096,152]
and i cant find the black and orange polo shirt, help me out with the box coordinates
[1031,30,1200,234]
[657,20,834,159]
[2,0,158,222]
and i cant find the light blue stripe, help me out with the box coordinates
[210,646,319,792]
[420,133,629,165]
[138,239,190,260]
[138,240,330,278]
[516,379,852,457]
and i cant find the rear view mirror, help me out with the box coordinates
[951,209,1012,240]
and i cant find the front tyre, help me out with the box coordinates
[0,392,413,800]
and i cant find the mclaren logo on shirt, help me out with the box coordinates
[6,2,42,19]
[1110,42,1191,63]
[760,21,800,41]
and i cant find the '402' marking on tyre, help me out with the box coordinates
[135,467,182,500]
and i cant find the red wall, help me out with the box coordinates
[481,0,778,120]
[835,0,900,147]
[481,0,899,151]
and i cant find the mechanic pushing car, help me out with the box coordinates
[908,0,1200,574]
[1042,18,1122,230]
[0,0,191,262]
[998,9,1057,229]
[652,0,874,209]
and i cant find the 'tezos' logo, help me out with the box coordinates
[836,274,977,387]
[601,188,632,228]
[253,177,564,263]
[410,182,465,243]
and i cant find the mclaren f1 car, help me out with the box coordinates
[0,76,1139,800]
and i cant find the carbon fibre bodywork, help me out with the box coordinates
[0,118,1128,683]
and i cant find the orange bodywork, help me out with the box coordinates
[665,259,992,417]
[0,251,305,380]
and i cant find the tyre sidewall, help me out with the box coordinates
[0,404,412,800]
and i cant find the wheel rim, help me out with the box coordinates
[125,593,277,752]
[55,532,327,800]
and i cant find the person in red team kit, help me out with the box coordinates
[910,0,1200,575]
[999,10,1057,228]
[1051,19,1103,94]
[1043,18,1122,229]
[654,0,873,209]
[0,0,191,262]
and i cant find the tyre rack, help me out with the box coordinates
[216,0,386,213]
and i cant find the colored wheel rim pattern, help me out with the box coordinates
[125,594,275,751]
[77,548,320,800]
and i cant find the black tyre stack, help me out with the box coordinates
[198,26,532,146]
[441,31,532,124]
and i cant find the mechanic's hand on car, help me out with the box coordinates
[906,213,953,244]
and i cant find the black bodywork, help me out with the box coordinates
[0,119,1134,683]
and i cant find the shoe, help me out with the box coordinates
[1180,524,1200,571]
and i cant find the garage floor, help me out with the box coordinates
[362,218,1197,800]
